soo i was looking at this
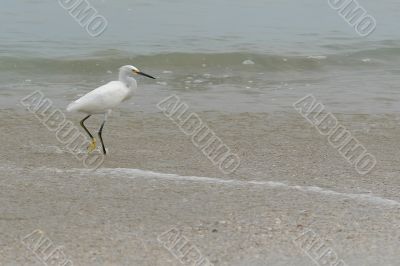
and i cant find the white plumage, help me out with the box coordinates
[67,80,135,114]
[67,65,155,155]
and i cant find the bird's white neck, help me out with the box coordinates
[119,70,136,88]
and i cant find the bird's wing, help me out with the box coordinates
[67,81,129,113]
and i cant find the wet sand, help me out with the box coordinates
[0,110,399,265]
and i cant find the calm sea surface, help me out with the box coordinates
[1,0,400,113]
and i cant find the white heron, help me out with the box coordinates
[67,65,155,154]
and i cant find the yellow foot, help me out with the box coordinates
[87,138,97,153]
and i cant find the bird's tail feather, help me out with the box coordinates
[66,102,78,112]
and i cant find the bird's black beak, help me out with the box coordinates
[137,71,156,79]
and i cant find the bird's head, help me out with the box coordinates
[120,65,155,79]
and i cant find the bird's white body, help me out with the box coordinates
[67,66,138,114]
[66,65,155,155]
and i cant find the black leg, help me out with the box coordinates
[98,120,107,155]
[80,115,94,139]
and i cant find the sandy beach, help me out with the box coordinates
[2,0,400,265]
[0,110,399,265]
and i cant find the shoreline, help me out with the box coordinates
[1,110,400,265]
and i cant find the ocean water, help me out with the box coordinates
[1,0,400,113]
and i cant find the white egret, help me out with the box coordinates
[67,65,156,154]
